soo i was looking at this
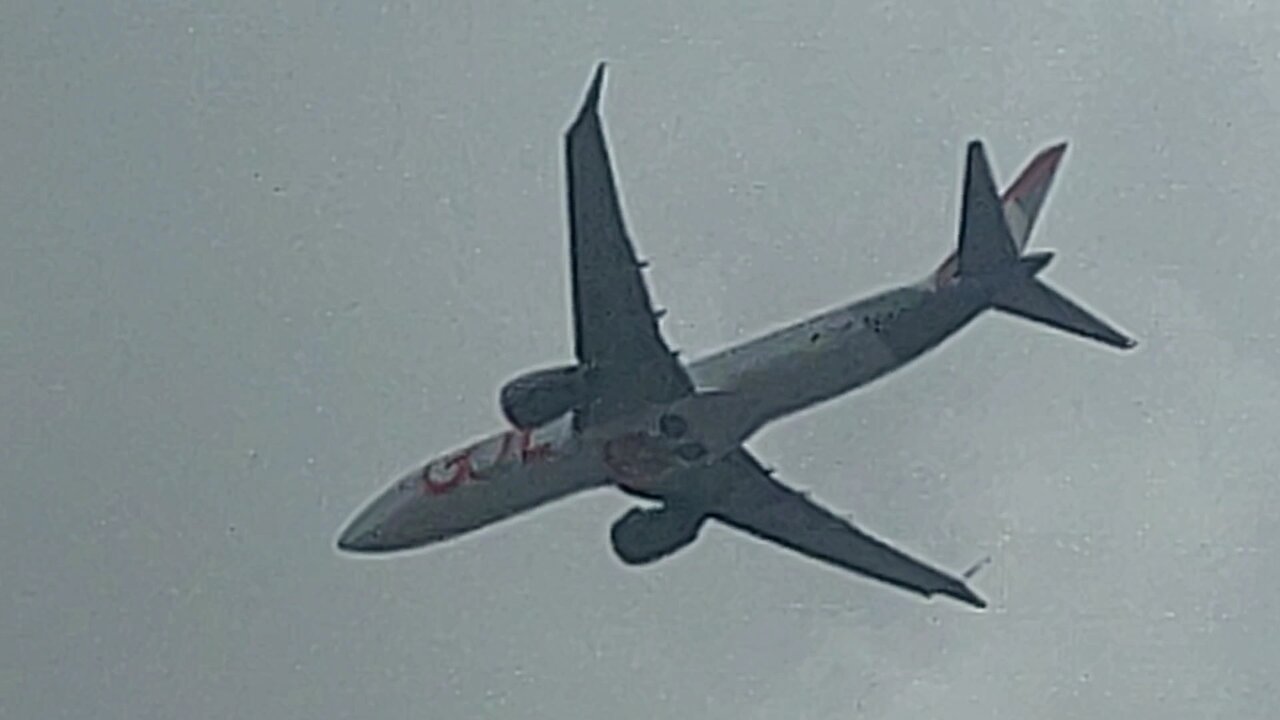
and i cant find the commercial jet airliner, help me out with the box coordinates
[337,64,1136,609]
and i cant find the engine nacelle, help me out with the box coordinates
[499,364,588,429]
[610,505,706,566]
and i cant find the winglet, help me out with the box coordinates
[936,555,990,609]
[963,555,992,580]
[579,62,607,117]
[937,556,991,609]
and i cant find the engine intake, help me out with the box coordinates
[610,505,706,566]
[499,364,587,429]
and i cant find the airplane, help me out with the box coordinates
[336,63,1136,610]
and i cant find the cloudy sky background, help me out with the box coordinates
[4,1,1278,718]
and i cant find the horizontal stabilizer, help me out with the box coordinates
[993,278,1137,350]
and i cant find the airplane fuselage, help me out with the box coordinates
[337,274,990,553]
[688,276,987,432]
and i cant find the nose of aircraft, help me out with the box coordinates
[336,522,384,553]
[336,478,414,553]
[336,507,386,553]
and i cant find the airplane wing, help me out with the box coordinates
[565,64,695,429]
[704,449,987,608]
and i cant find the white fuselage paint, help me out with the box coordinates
[686,279,984,432]
[338,274,992,554]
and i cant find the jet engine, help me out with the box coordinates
[610,505,706,566]
[499,364,588,429]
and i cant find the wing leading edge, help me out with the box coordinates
[565,64,694,429]
[701,449,987,608]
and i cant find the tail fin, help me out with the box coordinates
[952,140,1138,351]
[957,141,1019,277]
[1002,142,1067,252]
[933,142,1067,287]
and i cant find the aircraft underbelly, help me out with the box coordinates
[686,285,986,429]
[743,328,901,422]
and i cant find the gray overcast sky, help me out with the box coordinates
[3,1,1278,718]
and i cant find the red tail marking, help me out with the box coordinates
[1002,144,1065,204]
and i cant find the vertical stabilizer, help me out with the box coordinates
[957,141,1019,277]
[933,142,1067,288]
